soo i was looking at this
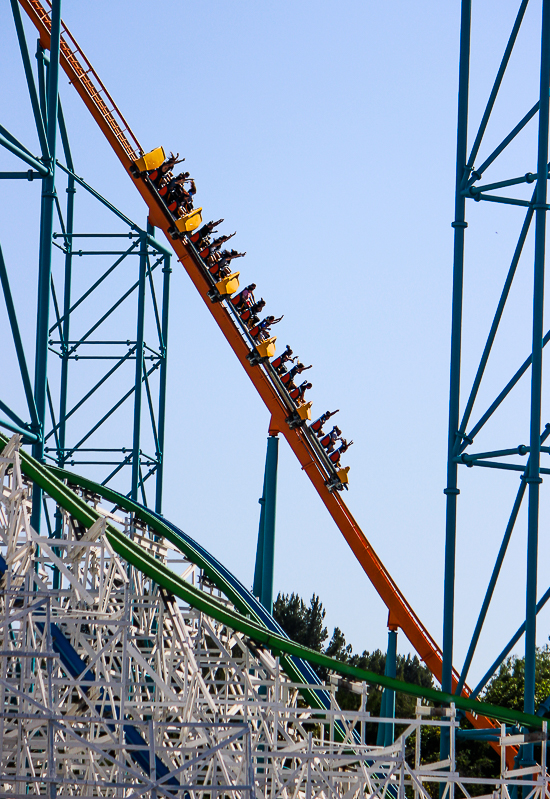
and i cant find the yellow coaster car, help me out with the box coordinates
[337,466,350,485]
[174,208,203,234]
[254,337,277,360]
[132,147,165,174]
[215,272,240,297]
[285,400,312,430]
[326,465,351,492]
[296,401,312,421]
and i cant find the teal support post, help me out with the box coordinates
[155,233,171,515]
[441,0,470,767]
[56,126,75,473]
[253,476,266,599]
[53,117,75,588]
[377,628,398,747]
[253,432,279,776]
[253,434,279,614]
[524,0,550,764]
[31,0,61,534]
[131,230,147,503]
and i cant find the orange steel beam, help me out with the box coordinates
[19,0,510,758]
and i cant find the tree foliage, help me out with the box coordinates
[272,592,329,653]
[482,646,550,715]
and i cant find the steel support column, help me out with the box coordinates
[155,242,171,515]
[442,0,471,764]
[56,184,74,465]
[253,483,266,600]
[131,230,147,503]
[253,434,279,614]
[56,100,75,476]
[377,627,397,747]
[524,0,550,736]
[52,122,75,588]
[31,0,61,533]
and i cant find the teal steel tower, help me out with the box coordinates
[1,0,172,536]
[443,1,550,762]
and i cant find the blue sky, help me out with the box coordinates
[2,0,550,690]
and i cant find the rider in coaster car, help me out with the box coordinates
[231,284,256,311]
[158,170,186,199]
[281,362,312,389]
[271,345,296,374]
[252,314,284,342]
[190,219,224,247]
[289,380,312,405]
[244,299,266,318]
[200,232,236,259]
[148,152,184,186]
[310,409,339,436]
[177,178,196,215]
[320,425,342,453]
[329,438,353,465]
[211,249,246,279]
[165,173,190,210]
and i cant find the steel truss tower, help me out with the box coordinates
[1,0,171,529]
[443,0,550,753]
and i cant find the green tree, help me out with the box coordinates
[325,626,353,662]
[482,646,550,715]
[273,592,329,652]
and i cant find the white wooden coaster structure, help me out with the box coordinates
[0,436,549,798]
